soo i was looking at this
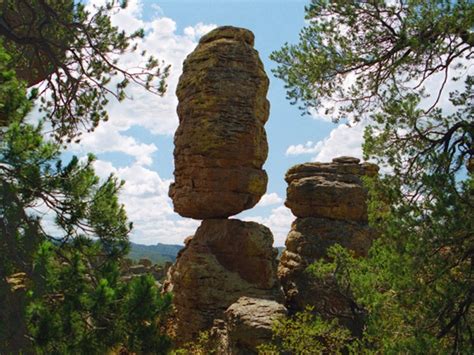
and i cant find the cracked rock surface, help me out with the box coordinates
[170,26,270,219]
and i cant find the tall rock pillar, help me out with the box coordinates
[165,26,284,351]
[279,156,378,335]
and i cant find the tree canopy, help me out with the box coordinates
[0,1,173,352]
[0,0,170,142]
[270,0,473,352]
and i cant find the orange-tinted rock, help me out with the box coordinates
[170,26,270,219]
[163,219,282,342]
[285,157,379,221]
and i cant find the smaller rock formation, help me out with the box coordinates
[164,219,282,343]
[285,156,379,221]
[210,297,287,354]
[169,26,270,219]
[279,157,378,335]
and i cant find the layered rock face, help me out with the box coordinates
[279,157,378,334]
[169,26,270,219]
[166,26,285,351]
[164,220,282,342]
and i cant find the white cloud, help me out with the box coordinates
[243,205,294,247]
[72,125,157,166]
[286,140,323,156]
[256,192,283,207]
[312,122,367,162]
[184,22,217,40]
[93,159,199,245]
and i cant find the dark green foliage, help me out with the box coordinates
[258,308,352,354]
[0,42,171,353]
[270,0,473,353]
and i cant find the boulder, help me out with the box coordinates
[163,219,282,342]
[170,26,270,219]
[224,297,287,354]
[285,157,379,221]
[138,258,153,268]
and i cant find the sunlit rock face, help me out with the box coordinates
[163,219,283,343]
[285,156,379,221]
[170,26,270,219]
[279,157,379,336]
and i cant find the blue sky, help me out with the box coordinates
[66,0,368,246]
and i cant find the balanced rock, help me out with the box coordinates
[163,219,282,342]
[285,157,379,221]
[170,26,270,219]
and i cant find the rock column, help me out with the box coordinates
[278,156,378,334]
[165,26,284,349]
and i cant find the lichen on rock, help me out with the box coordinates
[170,26,270,219]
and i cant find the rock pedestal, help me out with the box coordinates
[279,157,378,334]
[169,26,270,219]
[164,219,282,343]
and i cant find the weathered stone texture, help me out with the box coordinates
[164,219,283,342]
[210,297,287,354]
[285,156,379,221]
[170,26,270,219]
[279,157,378,335]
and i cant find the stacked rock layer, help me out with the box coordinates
[166,26,285,351]
[169,26,270,219]
[279,156,378,334]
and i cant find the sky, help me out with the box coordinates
[63,0,370,246]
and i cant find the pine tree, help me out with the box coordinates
[269,1,473,352]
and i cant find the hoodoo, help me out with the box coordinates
[165,26,285,352]
[279,157,378,335]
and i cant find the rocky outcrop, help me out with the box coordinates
[165,26,285,351]
[279,157,378,335]
[169,26,270,219]
[210,297,287,354]
[285,156,378,221]
[121,259,171,286]
[164,219,282,342]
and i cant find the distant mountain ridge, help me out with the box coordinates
[129,242,284,265]
[128,242,183,264]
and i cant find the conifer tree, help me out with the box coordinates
[269,1,473,352]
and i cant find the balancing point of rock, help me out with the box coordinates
[163,219,283,343]
[285,156,379,221]
[170,26,270,219]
